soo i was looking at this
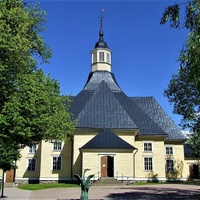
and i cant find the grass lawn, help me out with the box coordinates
[133,181,161,186]
[18,183,80,190]
[15,181,200,190]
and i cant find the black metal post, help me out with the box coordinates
[1,170,5,198]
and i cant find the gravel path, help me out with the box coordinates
[3,184,200,200]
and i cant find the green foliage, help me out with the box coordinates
[1,70,74,145]
[161,0,200,156]
[160,4,180,28]
[0,140,20,171]
[0,0,74,171]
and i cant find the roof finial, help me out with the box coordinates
[98,8,105,41]
[94,8,108,48]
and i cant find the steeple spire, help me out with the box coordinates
[95,8,108,49]
[91,8,112,72]
[99,8,104,41]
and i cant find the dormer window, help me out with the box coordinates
[99,52,104,61]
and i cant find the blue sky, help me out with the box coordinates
[34,0,188,128]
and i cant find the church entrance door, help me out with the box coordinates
[189,164,199,179]
[101,156,114,177]
[6,169,15,182]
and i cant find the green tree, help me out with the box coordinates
[161,0,200,155]
[0,0,74,171]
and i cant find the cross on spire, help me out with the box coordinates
[99,8,105,21]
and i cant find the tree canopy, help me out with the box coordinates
[0,0,74,170]
[161,0,200,155]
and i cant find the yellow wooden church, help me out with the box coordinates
[4,18,200,184]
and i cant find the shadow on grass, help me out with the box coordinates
[106,186,200,199]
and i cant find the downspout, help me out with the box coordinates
[133,148,138,184]
[79,148,83,178]
[70,138,74,182]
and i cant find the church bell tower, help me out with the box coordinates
[91,12,112,72]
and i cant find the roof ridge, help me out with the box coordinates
[76,81,137,128]
[97,82,138,128]
[69,90,94,119]
[114,92,167,135]
[132,97,185,140]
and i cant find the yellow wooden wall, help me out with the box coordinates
[14,128,194,182]
[73,130,98,175]
[16,140,72,181]
[134,139,166,180]
[16,143,41,179]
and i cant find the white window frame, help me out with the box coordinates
[166,159,174,172]
[52,141,62,151]
[52,156,62,170]
[143,156,153,171]
[93,52,97,63]
[106,52,110,63]
[27,158,36,171]
[99,52,104,61]
[165,146,173,155]
[143,141,153,152]
[28,144,37,154]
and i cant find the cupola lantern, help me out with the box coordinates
[91,12,112,72]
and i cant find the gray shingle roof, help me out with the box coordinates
[81,129,136,149]
[83,71,121,91]
[114,92,167,135]
[69,71,186,141]
[71,81,137,128]
[130,97,185,140]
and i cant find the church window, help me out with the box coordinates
[93,52,97,62]
[166,146,173,155]
[166,159,174,172]
[52,156,62,170]
[106,53,110,63]
[144,142,152,152]
[144,157,153,171]
[28,145,37,153]
[99,52,104,61]
[27,158,36,171]
[53,141,62,151]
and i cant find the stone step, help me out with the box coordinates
[92,177,123,186]
[4,182,18,188]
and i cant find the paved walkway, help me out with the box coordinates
[2,184,200,200]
